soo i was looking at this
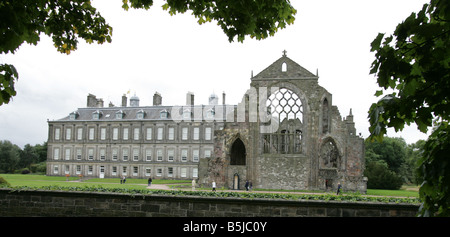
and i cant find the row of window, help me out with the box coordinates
[53,164,198,179]
[52,146,212,163]
[53,126,213,142]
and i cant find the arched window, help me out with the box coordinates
[266,88,303,123]
[322,98,329,134]
[263,88,304,154]
[230,138,246,165]
[281,62,287,72]
[320,139,340,169]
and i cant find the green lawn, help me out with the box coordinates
[0,174,419,198]
[0,174,190,190]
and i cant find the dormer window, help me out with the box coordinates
[183,109,191,120]
[160,109,169,119]
[116,110,125,119]
[92,110,102,120]
[206,108,215,119]
[69,111,79,120]
[136,109,145,119]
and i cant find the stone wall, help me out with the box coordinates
[0,189,418,217]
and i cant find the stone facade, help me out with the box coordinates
[199,52,367,193]
[47,52,366,193]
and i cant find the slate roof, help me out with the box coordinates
[57,105,234,122]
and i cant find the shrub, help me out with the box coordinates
[0,176,11,187]
[365,161,403,190]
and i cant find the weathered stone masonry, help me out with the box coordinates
[0,189,418,217]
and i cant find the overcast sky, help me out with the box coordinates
[0,0,431,148]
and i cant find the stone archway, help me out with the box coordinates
[230,138,246,165]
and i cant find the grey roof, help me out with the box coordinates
[58,105,235,122]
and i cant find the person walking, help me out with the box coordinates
[148,177,152,187]
[212,181,216,191]
[336,183,342,195]
[245,180,249,191]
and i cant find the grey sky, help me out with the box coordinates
[0,0,431,148]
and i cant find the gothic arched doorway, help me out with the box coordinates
[230,138,246,165]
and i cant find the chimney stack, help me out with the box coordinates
[186,92,194,106]
[122,94,127,107]
[222,92,226,105]
[153,92,162,106]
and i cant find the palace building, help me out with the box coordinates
[47,52,367,192]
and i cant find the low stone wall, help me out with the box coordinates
[0,188,419,217]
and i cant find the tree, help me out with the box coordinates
[0,140,21,173]
[0,0,297,105]
[364,137,407,189]
[365,137,407,174]
[368,0,450,216]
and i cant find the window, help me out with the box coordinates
[112,148,118,161]
[206,108,215,119]
[133,148,139,161]
[282,62,287,72]
[77,128,83,140]
[123,148,129,161]
[157,127,163,140]
[168,149,174,162]
[267,88,303,123]
[182,127,188,140]
[145,149,152,161]
[54,128,60,140]
[123,128,129,140]
[65,148,71,160]
[193,168,198,178]
[53,165,59,174]
[100,149,106,161]
[93,110,101,120]
[69,111,79,120]
[136,110,145,119]
[168,127,174,140]
[113,128,119,140]
[100,128,106,140]
[88,165,93,174]
[116,110,124,119]
[181,168,187,178]
[76,148,82,160]
[160,110,168,119]
[112,166,117,175]
[133,128,140,140]
[145,168,151,176]
[133,166,138,176]
[66,128,71,140]
[181,149,188,162]
[76,165,81,174]
[65,165,70,175]
[193,127,199,140]
[122,166,127,176]
[204,150,211,158]
[183,109,191,120]
[54,148,60,160]
[157,149,163,161]
[157,168,162,177]
[89,128,95,140]
[205,127,212,140]
[168,167,173,177]
[88,148,94,160]
[193,149,199,162]
[146,128,152,140]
